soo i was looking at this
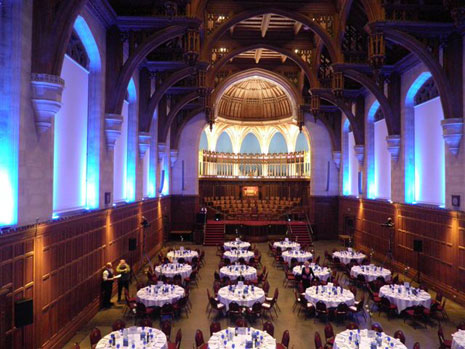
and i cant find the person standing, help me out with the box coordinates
[301,261,315,289]
[102,262,115,308]
[116,259,131,303]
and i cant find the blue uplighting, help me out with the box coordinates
[367,101,379,199]
[126,79,137,202]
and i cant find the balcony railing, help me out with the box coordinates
[199,150,310,179]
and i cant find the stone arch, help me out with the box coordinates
[202,8,342,63]
[269,132,288,154]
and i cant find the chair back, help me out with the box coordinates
[262,280,270,294]
[112,319,126,331]
[314,331,324,348]
[252,302,262,313]
[393,330,406,344]
[89,328,102,346]
[413,342,421,349]
[316,301,327,312]
[235,317,247,327]
[336,302,349,313]
[161,320,171,340]
[281,330,290,347]
[324,323,334,339]
[346,322,359,330]
[174,328,182,349]
[371,322,383,332]
[137,318,153,327]
[229,301,241,313]
[195,329,205,347]
[263,321,274,336]
[210,321,221,336]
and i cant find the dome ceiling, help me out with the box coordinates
[217,78,293,122]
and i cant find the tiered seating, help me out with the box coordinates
[204,196,301,220]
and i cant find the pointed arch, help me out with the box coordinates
[269,132,288,154]
[240,133,261,154]
[216,131,233,153]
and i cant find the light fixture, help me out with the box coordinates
[331,71,344,98]
[368,33,385,71]
[183,29,200,66]
[310,95,320,118]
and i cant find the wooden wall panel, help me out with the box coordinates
[307,196,339,240]
[170,195,199,232]
[339,197,465,305]
[0,197,170,349]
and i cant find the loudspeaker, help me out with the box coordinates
[215,213,222,221]
[104,192,111,205]
[129,238,137,251]
[15,299,33,328]
[413,239,423,253]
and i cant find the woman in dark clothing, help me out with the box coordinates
[301,261,315,289]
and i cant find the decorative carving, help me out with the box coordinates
[66,31,90,70]
[170,149,179,167]
[386,135,401,162]
[414,77,439,106]
[138,132,151,159]
[354,145,365,166]
[342,24,367,64]
[441,118,464,156]
[104,114,124,150]
[31,74,65,134]
[332,151,341,170]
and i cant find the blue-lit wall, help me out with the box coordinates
[374,119,391,199]
[348,131,358,196]
[125,79,137,202]
[53,55,89,213]
[114,101,129,202]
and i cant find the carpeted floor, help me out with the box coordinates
[65,239,465,349]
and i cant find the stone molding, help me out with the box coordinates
[170,149,179,167]
[332,151,341,170]
[158,143,167,163]
[386,135,401,162]
[138,132,151,159]
[104,113,123,151]
[353,145,365,166]
[31,74,65,134]
[441,118,464,156]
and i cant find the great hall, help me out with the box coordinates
[2,0,465,348]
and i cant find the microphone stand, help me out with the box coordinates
[381,222,394,270]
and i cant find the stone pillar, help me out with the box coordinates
[137,132,151,200]
[103,113,123,206]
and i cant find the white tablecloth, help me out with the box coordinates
[208,327,276,349]
[224,241,251,251]
[96,326,167,349]
[293,264,331,282]
[273,240,300,251]
[224,250,255,263]
[167,249,198,263]
[220,265,257,281]
[333,250,366,265]
[333,329,407,349]
[217,284,265,310]
[136,284,185,308]
[154,263,192,280]
[378,285,431,313]
[452,330,465,349]
[305,284,355,308]
[282,250,313,265]
[350,264,391,282]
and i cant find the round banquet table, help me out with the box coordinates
[273,240,300,251]
[166,249,198,263]
[293,264,331,282]
[224,240,251,251]
[220,265,257,281]
[208,327,276,349]
[378,284,431,313]
[217,284,265,310]
[136,283,185,308]
[96,326,167,349]
[282,250,313,265]
[350,264,391,282]
[304,284,355,308]
[223,250,255,263]
[332,250,366,265]
[333,329,407,349]
[154,263,192,280]
[452,330,465,349]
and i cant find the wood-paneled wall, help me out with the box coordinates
[170,195,199,232]
[339,197,465,305]
[0,197,170,349]
[308,196,339,240]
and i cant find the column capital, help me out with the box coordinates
[386,135,401,162]
[170,149,178,167]
[353,145,365,166]
[31,74,65,134]
[104,113,123,151]
[332,151,341,170]
[441,118,464,156]
[138,132,151,159]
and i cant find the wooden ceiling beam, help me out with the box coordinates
[294,21,303,35]
[254,48,263,64]
[261,14,272,38]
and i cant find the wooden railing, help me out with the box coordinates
[199,150,310,179]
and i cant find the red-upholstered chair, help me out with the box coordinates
[438,325,452,348]
[324,323,335,347]
[276,330,290,349]
[112,319,126,331]
[160,320,172,341]
[314,331,324,349]
[73,343,80,349]
[210,321,221,336]
[413,342,421,349]
[346,322,359,330]
[262,321,274,336]
[168,328,182,349]
[194,329,208,349]
[89,328,101,349]
[371,322,383,333]
[393,330,406,344]
[235,317,247,327]
[137,318,153,328]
